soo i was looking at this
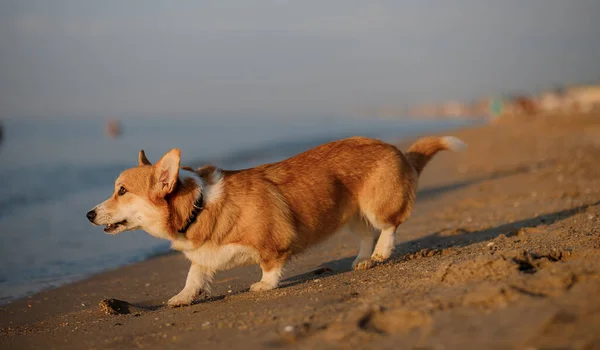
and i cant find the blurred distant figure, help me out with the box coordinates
[0,120,3,148]
[514,96,538,115]
[105,119,122,139]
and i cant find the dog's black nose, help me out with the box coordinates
[86,210,97,222]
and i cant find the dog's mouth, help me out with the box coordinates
[104,220,127,234]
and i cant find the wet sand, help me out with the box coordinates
[1,112,600,349]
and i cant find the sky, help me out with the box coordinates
[1,0,599,119]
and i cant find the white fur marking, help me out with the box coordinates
[204,169,224,205]
[353,236,375,269]
[93,195,169,238]
[183,244,260,271]
[371,226,397,262]
[261,269,281,285]
[251,266,282,291]
[179,168,224,205]
[179,168,202,198]
[441,136,467,152]
[130,197,171,239]
[170,243,260,305]
[168,264,214,306]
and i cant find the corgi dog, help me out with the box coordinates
[86,136,465,306]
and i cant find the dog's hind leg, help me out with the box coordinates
[353,236,376,270]
[371,225,398,263]
[350,218,378,270]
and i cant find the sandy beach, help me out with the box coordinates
[1,112,599,349]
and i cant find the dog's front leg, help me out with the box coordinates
[250,253,290,292]
[168,263,214,307]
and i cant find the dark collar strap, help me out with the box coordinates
[177,193,204,234]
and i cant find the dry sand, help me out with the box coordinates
[1,112,600,349]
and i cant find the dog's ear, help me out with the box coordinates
[138,150,152,166]
[153,149,181,197]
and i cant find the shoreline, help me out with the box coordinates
[0,118,477,306]
[2,113,600,349]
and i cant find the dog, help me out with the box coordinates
[86,135,465,306]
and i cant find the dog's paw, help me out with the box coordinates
[250,281,277,292]
[352,258,374,271]
[370,253,389,264]
[167,292,195,307]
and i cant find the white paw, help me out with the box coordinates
[352,258,374,271]
[370,253,390,263]
[167,291,196,307]
[250,281,277,292]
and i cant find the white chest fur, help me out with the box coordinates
[182,243,260,271]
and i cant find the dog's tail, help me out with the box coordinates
[405,136,466,176]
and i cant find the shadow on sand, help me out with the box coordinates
[140,200,597,310]
[280,200,599,289]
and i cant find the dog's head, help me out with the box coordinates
[86,149,182,237]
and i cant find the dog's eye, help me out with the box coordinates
[118,186,127,196]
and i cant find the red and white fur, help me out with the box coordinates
[87,136,465,306]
